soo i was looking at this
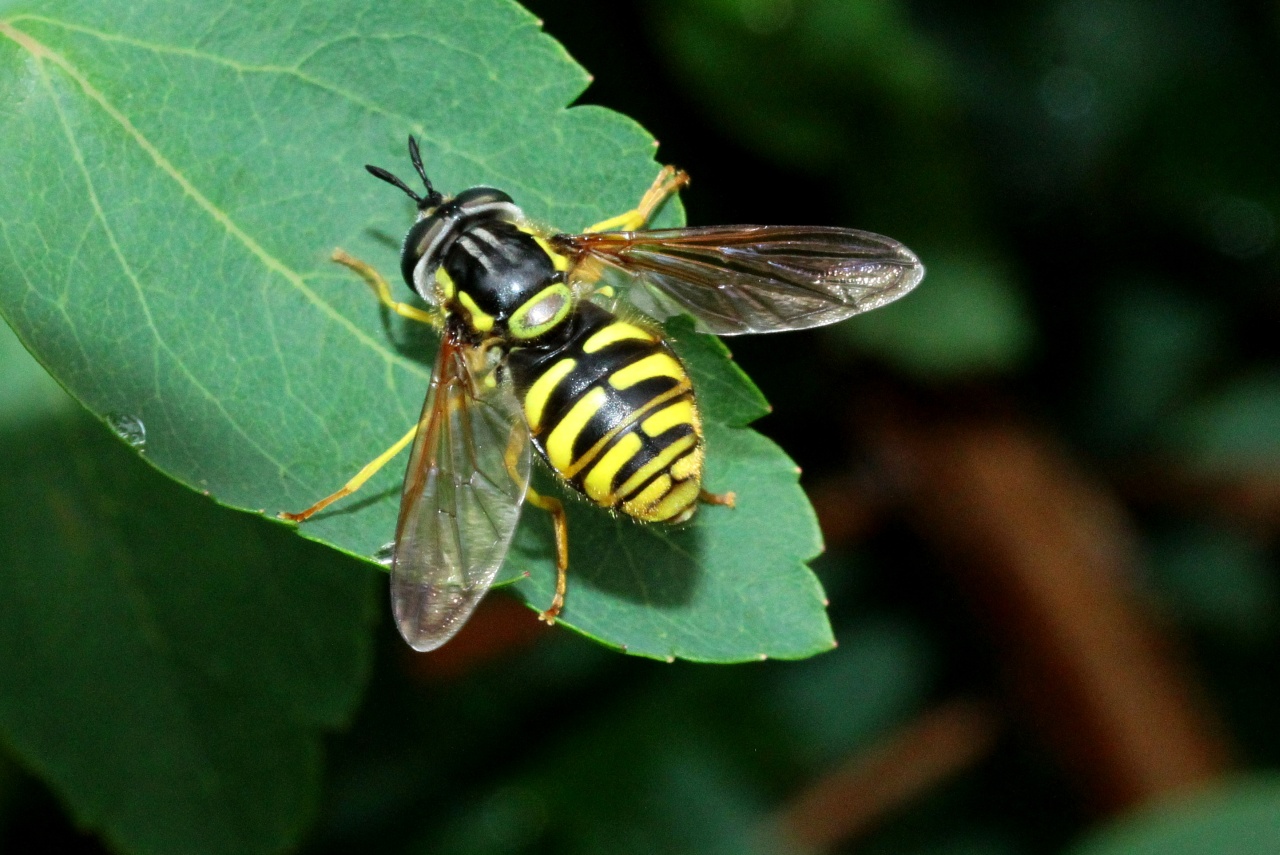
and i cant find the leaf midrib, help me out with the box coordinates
[0,18,425,379]
[4,14,562,207]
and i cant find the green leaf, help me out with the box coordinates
[0,0,831,661]
[0,321,377,855]
[1149,523,1279,644]
[1162,371,1280,472]
[1069,775,1280,855]
[1078,279,1224,454]
[770,616,934,766]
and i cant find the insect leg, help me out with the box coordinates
[527,488,570,624]
[584,165,690,233]
[279,423,418,522]
[332,249,440,327]
[699,489,736,509]
[495,428,570,624]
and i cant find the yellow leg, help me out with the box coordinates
[496,432,570,624]
[527,487,570,624]
[585,165,690,233]
[699,489,736,509]
[332,249,440,327]
[279,423,419,522]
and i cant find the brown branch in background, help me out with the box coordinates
[807,472,887,546]
[861,399,1231,812]
[1120,465,1280,539]
[773,699,1001,852]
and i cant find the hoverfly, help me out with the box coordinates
[283,137,923,652]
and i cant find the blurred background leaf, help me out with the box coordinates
[1068,775,1280,855]
[0,321,378,855]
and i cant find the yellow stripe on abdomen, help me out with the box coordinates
[581,432,643,503]
[649,477,702,523]
[641,398,695,438]
[621,474,672,517]
[614,433,699,500]
[582,321,654,354]
[608,352,684,390]
[524,357,576,432]
[545,386,608,472]
[619,461,703,523]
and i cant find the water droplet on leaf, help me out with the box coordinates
[373,542,396,567]
[106,413,146,450]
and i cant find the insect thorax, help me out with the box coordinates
[438,221,574,342]
[399,189,574,343]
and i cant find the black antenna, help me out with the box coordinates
[365,164,423,205]
[407,138,432,193]
[364,136,445,209]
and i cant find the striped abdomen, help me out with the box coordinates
[506,303,704,523]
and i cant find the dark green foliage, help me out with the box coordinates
[1069,776,1280,855]
[0,324,377,855]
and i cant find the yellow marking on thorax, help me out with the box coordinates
[545,386,608,473]
[641,398,695,438]
[457,291,494,332]
[434,266,456,299]
[608,352,684,390]
[615,433,699,499]
[581,433,643,504]
[524,358,577,432]
[582,322,654,354]
[530,234,572,272]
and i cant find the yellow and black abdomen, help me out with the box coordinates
[506,303,704,524]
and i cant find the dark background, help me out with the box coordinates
[6,0,1280,852]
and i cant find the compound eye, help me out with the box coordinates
[400,217,449,298]
[454,187,515,207]
[452,187,520,221]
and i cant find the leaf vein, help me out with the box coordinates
[32,37,294,477]
[4,16,540,196]
[0,20,424,375]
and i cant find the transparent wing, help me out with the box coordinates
[390,331,531,652]
[554,225,924,335]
